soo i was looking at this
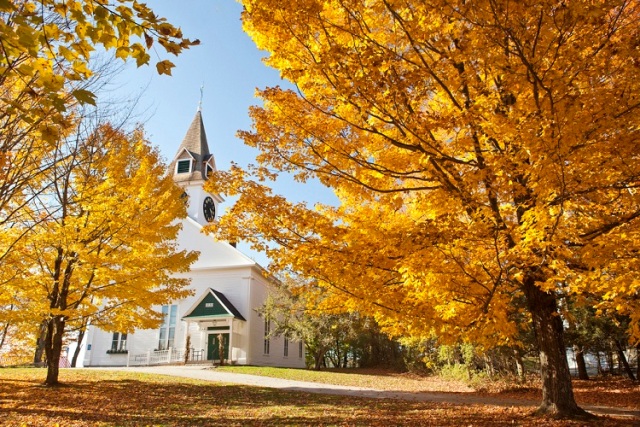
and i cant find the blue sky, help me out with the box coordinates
[109,0,335,264]
[112,0,276,173]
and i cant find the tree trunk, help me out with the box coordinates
[513,348,525,382]
[614,340,636,381]
[484,353,495,378]
[184,334,191,364]
[522,277,590,418]
[217,333,225,366]
[0,322,9,351]
[70,327,86,368]
[44,316,66,386]
[595,352,604,375]
[334,338,342,368]
[33,321,47,366]
[573,345,589,380]
[312,348,326,370]
[606,349,615,375]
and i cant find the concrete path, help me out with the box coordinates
[102,365,639,420]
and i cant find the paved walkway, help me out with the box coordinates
[103,365,639,420]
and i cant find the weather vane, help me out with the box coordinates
[198,83,204,111]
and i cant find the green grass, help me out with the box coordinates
[216,365,473,393]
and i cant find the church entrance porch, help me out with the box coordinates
[182,287,247,365]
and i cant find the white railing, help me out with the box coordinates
[128,348,186,366]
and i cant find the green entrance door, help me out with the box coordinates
[207,333,229,361]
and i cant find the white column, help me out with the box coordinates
[200,324,206,361]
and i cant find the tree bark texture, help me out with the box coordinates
[44,316,65,386]
[522,276,589,417]
[33,321,47,366]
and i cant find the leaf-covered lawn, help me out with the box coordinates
[216,366,640,410]
[0,368,636,426]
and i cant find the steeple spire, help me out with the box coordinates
[169,107,223,226]
[170,110,216,183]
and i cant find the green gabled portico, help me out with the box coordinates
[182,288,246,362]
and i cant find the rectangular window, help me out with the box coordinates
[158,304,178,350]
[284,337,289,357]
[110,333,127,352]
[299,341,303,358]
[263,318,270,355]
[176,159,191,174]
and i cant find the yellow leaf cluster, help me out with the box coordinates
[212,0,640,352]
[0,0,198,117]
[0,123,197,335]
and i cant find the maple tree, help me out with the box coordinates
[0,0,197,111]
[208,0,640,418]
[0,1,197,377]
[0,0,198,261]
[6,122,196,385]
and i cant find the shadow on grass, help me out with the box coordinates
[0,370,637,426]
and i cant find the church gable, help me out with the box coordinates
[182,288,246,321]
[175,149,195,174]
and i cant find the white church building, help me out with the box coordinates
[82,111,305,369]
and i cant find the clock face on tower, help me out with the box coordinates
[203,196,215,222]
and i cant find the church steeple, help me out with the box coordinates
[171,110,222,226]
[170,110,217,183]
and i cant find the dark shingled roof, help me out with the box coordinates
[170,110,215,182]
[182,288,246,321]
[211,289,246,321]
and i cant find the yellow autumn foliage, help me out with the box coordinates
[208,0,640,414]
[1,123,197,384]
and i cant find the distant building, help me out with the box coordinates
[82,111,305,368]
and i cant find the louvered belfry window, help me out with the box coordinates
[177,159,191,173]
